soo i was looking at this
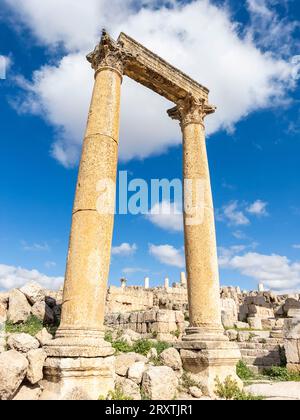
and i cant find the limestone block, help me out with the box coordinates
[261,318,276,330]
[147,348,158,360]
[284,318,300,340]
[238,331,250,342]
[234,321,250,329]
[248,305,274,319]
[175,311,185,323]
[226,329,238,341]
[26,349,47,384]
[142,366,178,400]
[0,292,9,306]
[115,353,147,377]
[287,309,300,319]
[127,362,146,384]
[20,282,46,305]
[189,386,203,399]
[115,376,141,400]
[12,384,42,400]
[248,317,263,330]
[283,298,300,315]
[35,328,53,346]
[7,289,31,324]
[7,333,40,353]
[0,302,7,324]
[157,310,176,323]
[0,350,28,400]
[159,348,182,371]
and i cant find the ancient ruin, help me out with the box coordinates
[39,30,244,398]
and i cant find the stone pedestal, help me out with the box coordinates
[40,356,115,400]
[177,340,242,396]
[284,318,300,373]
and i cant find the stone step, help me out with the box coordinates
[242,356,281,366]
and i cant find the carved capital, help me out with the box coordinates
[168,94,216,128]
[87,30,125,77]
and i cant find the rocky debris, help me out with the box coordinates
[35,328,53,346]
[31,301,54,324]
[189,386,203,399]
[115,353,147,377]
[159,347,182,371]
[12,384,42,401]
[115,376,141,400]
[0,350,28,400]
[142,366,178,400]
[248,317,263,330]
[7,289,31,324]
[127,362,146,384]
[234,321,249,330]
[26,349,47,384]
[20,282,46,305]
[147,348,158,359]
[7,333,40,353]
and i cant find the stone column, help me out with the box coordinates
[121,278,127,289]
[164,277,170,289]
[144,277,150,289]
[168,95,241,396]
[180,272,187,287]
[43,31,124,400]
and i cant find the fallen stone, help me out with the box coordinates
[245,382,300,400]
[26,349,47,384]
[159,347,182,371]
[147,348,158,359]
[20,282,46,305]
[115,376,141,400]
[0,350,28,400]
[189,386,203,399]
[12,384,42,400]
[234,321,250,330]
[248,317,263,330]
[127,362,146,384]
[7,289,31,324]
[226,329,238,341]
[115,353,147,377]
[35,328,53,346]
[142,366,178,400]
[7,333,40,353]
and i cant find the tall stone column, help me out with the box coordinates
[42,31,124,400]
[168,95,241,396]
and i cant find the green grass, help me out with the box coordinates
[99,386,133,401]
[181,371,202,390]
[215,377,264,400]
[105,336,171,356]
[5,316,44,336]
[5,315,58,337]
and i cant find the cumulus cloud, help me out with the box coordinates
[0,263,63,291]
[5,0,300,167]
[217,201,250,226]
[146,201,183,232]
[112,243,137,256]
[149,244,185,268]
[292,244,300,250]
[219,247,300,292]
[247,200,269,216]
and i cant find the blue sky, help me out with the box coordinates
[0,0,299,292]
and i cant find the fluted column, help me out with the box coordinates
[168,95,224,341]
[47,31,124,357]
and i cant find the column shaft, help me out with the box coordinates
[58,67,121,338]
[182,122,223,336]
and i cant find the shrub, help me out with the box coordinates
[215,377,264,400]
[236,361,256,381]
[263,366,300,382]
[112,340,133,353]
[99,386,133,401]
[181,371,201,390]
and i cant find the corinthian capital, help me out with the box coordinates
[87,29,125,77]
[168,94,216,128]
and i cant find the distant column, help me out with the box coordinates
[121,278,127,289]
[180,272,187,287]
[258,283,265,292]
[164,277,170,289]
[144,277,150,289]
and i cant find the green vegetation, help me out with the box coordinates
[104,335,171,356]
[170,329,181,339]
[5,316,44,336]
[181,371,201,390]
[99,386,133,401]
[263,367,300,382]
[236,361,256,381]
[215,377,264,401]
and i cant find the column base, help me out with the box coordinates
[40,355,115,400]
[176,329,242,397]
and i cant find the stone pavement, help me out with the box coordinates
[245,381,300,400]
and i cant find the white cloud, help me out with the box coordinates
[0,55,11,79]
[6,0,300,167]
[247,200,268,216]
[146,201,183,232]
[292,244,300,250]
[149,244,185,268]
[217,201,250,226]
[112,243,137,256]
[45,261,57,269]
[219,247,300,292]
[21,240,50,251]
[122,267,148,275]
[0,263,63,291]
